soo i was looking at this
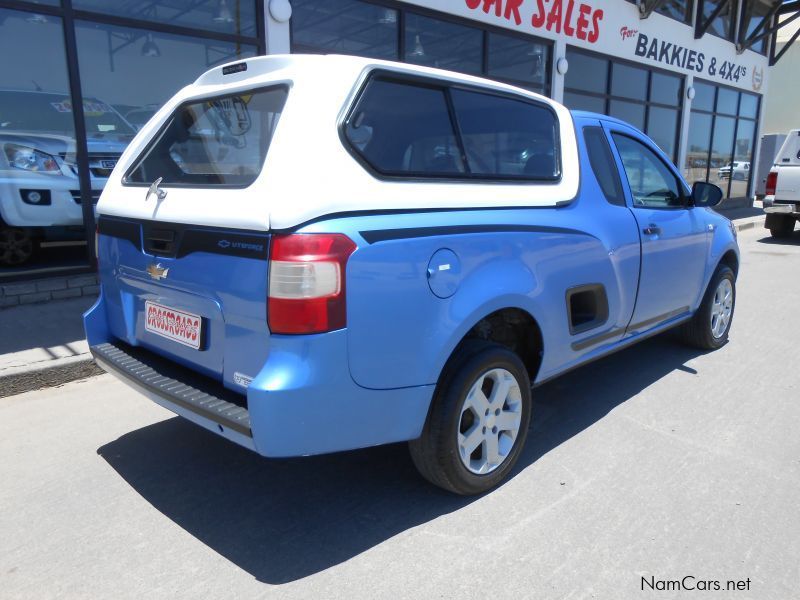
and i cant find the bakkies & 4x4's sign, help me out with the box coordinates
[464,0,604,43]
[628,30,749,84]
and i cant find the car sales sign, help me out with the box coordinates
[404,0,769,93]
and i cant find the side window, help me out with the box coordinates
[344,78,464,176]
[611,133,685,208]
[583,126,625,206]
[449,89,559,180]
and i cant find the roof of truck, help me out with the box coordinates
[98,53,582,231]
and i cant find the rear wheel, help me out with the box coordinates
[409,341,532,495]
[0,225,35,266]
[766,214,795,239]
[677,265,735,350]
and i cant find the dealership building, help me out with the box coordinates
[0,0,798,278]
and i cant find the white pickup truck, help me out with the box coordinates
[764,130,800,238]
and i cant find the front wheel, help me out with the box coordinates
[677,265,735,350]
[409,341,532,495]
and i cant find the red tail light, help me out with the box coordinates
[766,171,778,196]
[268,233,357,334]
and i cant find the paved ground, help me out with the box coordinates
[0,296,99,397]
[1,225,799,600]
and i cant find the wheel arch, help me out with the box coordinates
[718,248,739,279]
[436,305,545,386]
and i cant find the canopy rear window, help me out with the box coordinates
[125,86,288,188]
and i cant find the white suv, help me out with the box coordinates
[0,90,134,266]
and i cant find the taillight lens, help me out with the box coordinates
[268,233,357,334]
[766,171,778,196]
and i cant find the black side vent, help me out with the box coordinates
[566,284,609,335]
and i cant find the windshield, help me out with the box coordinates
[0,91,135,135]
[125,86,288,187]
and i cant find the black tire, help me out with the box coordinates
[0,225,36,266]
[409,341,532,495]
[677,265,735,350]
[765,214,795,239]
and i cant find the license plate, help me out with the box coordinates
[144,301,202,349]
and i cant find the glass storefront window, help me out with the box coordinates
[565,50,608,94]
[650,73,682,106]
[710,115,736,172]
[609,100,645,131]
[692,82,716,111]
[73,0,257,37]
[487,33,549,92]
[684,112,713,183]
[563,92,605,113]
[611,63,648,100]
[739,93,759,118]
[683,81,761,200]
[403,14,482,76]
[565,48,683,163]
[647,106,679,160]
[0,2,262,280]
[290,0,398,59]
[0,8,79,273]
[70,21,256,212]
[716,88,739,115]
[75,21,256,130]
[729,119,755,197]
[291,4,551,93]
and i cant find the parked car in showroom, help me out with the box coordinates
[763,130,800,238]
[718,161,750,180]
[85,55,739,495]
[0,89,134,266]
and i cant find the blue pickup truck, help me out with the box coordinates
[84,55,738,495]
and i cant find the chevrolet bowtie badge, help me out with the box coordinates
[147,263,169,281]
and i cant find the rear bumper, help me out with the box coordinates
[91,341,255,449]
[85,291,435,458]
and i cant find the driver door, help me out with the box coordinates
[608,128,709,332]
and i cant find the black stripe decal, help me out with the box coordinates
[571,327,623,352]
[97,216,268,260]
[359,224,595,244]
[98,216,141,249]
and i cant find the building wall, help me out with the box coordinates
[761,26,800,135]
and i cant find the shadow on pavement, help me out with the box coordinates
[756,232,800,246]
[98,334,703,584]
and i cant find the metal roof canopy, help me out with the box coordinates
[635,0,799,65]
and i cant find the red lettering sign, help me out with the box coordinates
[469,0,603,44]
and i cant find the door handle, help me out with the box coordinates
[642,224,661,235]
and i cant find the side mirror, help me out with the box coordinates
[692,181,723,208]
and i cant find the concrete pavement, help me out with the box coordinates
[1,225,798,599]
[0,296,101,398]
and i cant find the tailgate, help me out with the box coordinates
[98,215,270,391]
